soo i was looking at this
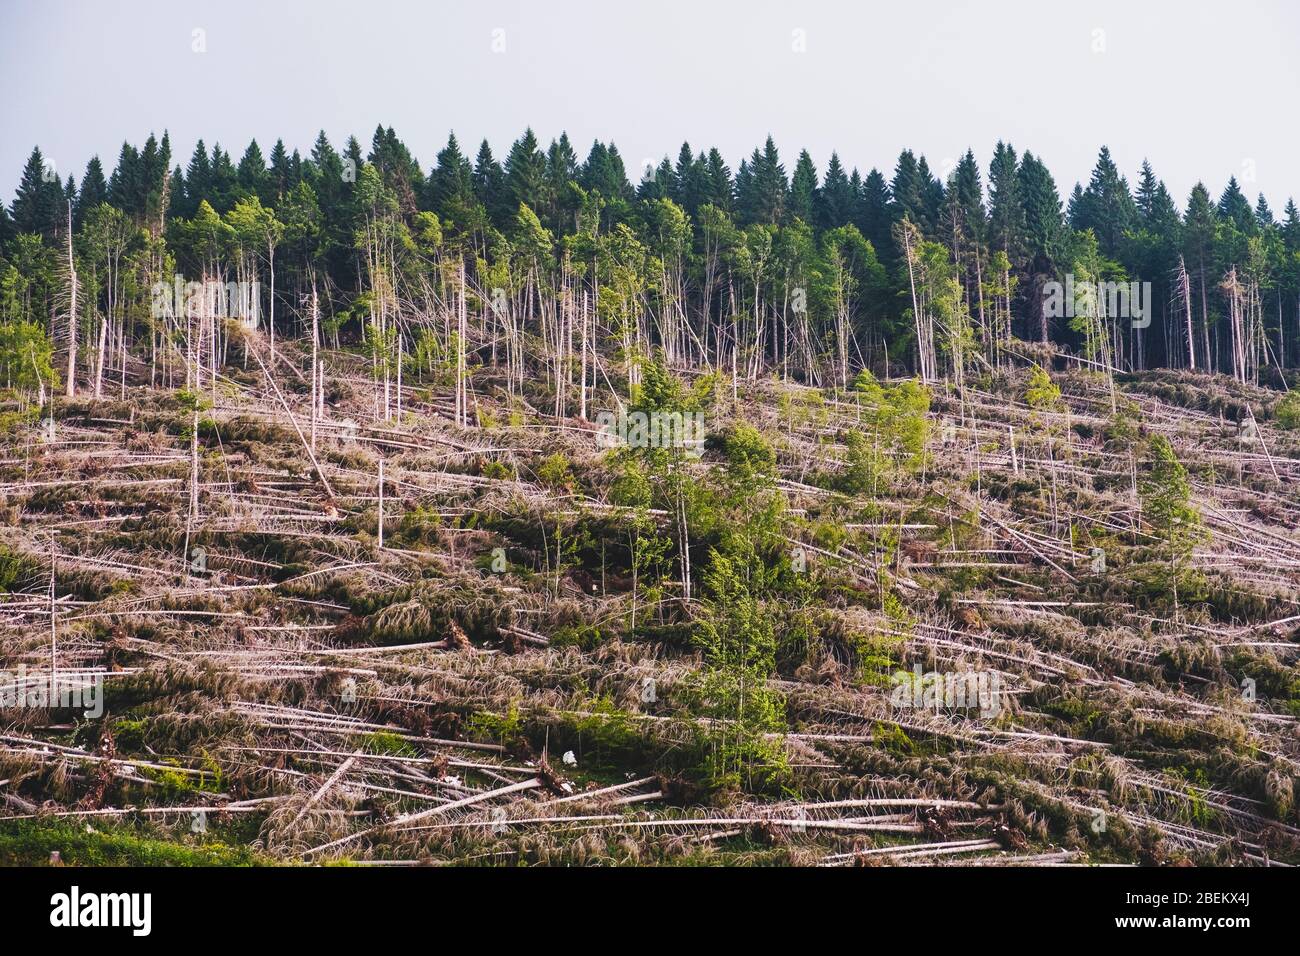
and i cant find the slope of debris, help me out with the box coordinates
[1,343,1298,867]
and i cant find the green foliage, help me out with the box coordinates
[481,459,515,480]
[535,451,575,492]
[873,722,916,757]
[849,376,932,476]
[0,318,56,395]
[686,548,789,792]
[550,622,607,650]
[1104,396,1142,448]
[714,422,775,483]
[225,194,284,254]
[396,503,443,546]
[566,695,644,761]
[467,704,525,745]
[360,730,418,757]
[174,387,211,415]
[695,549,778,678]
[1275,391,1300,430]
[699,422,788,566]
[609,455,653,508]
[837,429,884,495]
[0,543,37,592]
[849,628,904,686]
[142,754,225,796]
[882,379,932,466]
[1025,364,1062,412]
[1138,434,1206,600]
[0,819,266,866]
[851,368,882,398]
[1140,435,1200,549]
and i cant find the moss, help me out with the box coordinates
[550,623,608,650]
[359,730,417,757]
[110,717,149,751]
[553,696,650,777]
[138,753,225,796]
[0,819,268,866]
[873,721,916,757]
[466,704,525,746]
[1042,697,1104,734]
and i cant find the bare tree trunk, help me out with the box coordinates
[189,406,200,520]
[64,209,78,397]
[267,243,276,364]
[310,284,319,452]
[93,312,107,399]
[579,291,588,420]
[464,269,472,421]
[377,458,385,550]
[1176,255,1196,370]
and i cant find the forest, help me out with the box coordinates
[1,125,1299,868]
[2,126,1299,402]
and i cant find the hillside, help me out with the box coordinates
[1,338,1298,866]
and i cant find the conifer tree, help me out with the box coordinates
[74,156,109,230]
[856,169,893,265]
[788,150,818,225]
[1070,146,1137,259]
[987,141,1025,267]
[12,146,62,237]
[504,128,547,218]
[817,152,855,231]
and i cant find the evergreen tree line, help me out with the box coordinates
[3,125,1299,406]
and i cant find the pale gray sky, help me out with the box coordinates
[3,0,1298,210]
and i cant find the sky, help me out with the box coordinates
[3,0,1298,211]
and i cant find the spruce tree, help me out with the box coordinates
[672,144,707,216]
[75,156,109,229]
[1135,159,1159,222]
[916,155,944,232]
[890,149,928,232]
[987,141,1025,266]
[817,152,854,231]
[703,148,733,211]
[1254,193,1275,229]
[948,149,986,251]
[472,139,508,224]
[269,139,292,201]
[237,139,270,204]
[11,146,61,237]
[1019,151,1064,266]
[856,168,893,264]
[208,144,238,213]
[426,133,475,219]
[1282,199,1300,251]
[736,136,787,226]
[504,128,546,217]
[1217,176,1255,234]
[108,142,143,218]
[788,149,818,225]
[1071,146,1137,258]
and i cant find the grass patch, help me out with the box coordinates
[0,818,269,867]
